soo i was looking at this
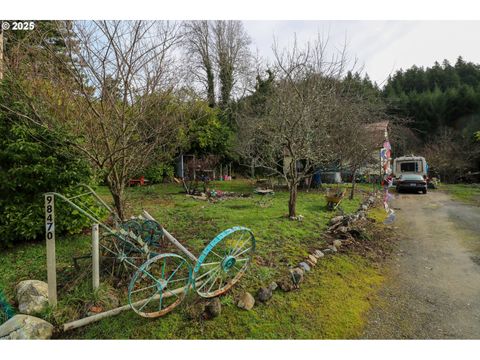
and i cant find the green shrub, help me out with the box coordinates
[144,163,174,184]
[0,120,104,247]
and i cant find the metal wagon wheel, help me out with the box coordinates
[120,219,143,237]
[193,226,255,298]
[99,233,149,280]
[141,220,165,248]
[128,253,192,318]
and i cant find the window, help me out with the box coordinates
[400,162,416,172]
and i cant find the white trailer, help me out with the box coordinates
[392,156,428,178]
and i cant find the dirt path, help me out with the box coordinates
[362,189,480,339]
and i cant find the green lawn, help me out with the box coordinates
[0,180,384,339]
[440,183,480,206]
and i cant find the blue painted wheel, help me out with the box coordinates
[128,253,192,318]
[193,226,255,298]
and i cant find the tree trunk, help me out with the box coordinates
[288,183,297,218]
[250,158,255,178]
[350,168,357,200]
[106,177,126,221]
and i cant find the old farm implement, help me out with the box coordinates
[325,188,346,211]
[44,185,255,327]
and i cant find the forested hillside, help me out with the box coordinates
[383,58,480,181]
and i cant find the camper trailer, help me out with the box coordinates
[392,156,428,178]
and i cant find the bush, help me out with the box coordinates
[143,163,174,184]
[0,120,105,247]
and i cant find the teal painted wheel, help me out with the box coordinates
[121,219,143,236]
[141,220,164,247]
[128,253,192,318]
[99,233,148,280]
[193,226,255,298]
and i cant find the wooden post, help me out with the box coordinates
[92,224,100,291]
[45,194,57,307]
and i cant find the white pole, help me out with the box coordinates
[45,193,57,307]
[92,224,100,291]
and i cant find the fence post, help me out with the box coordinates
[45,193,57,307]
[92,224,100,291]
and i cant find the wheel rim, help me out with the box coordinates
[193,226,255,298]
[99,233,148,280]
[128,253,192,318]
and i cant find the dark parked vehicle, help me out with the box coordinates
[396,174,427,194]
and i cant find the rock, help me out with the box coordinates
[361,204,368,211]
[313,250,325,259]
[333,239,342,248]
[184,301,206,320]
[297,215,304,221]
[278,277,296,292]
[337,226,348,234]
[0,314,53,339]
[298,262,311,272]
[306,260,315,268]
[368,196,375,203]
[268,282,278,291]
[329,216,344,225]
[15,280,49,315]
[323,248,333,255]
[257,287,273,302]
[328,245,338,253]
[204,298,222,319]
[307,254,317,265]
[237,292,255,310]
[290,268,304,284]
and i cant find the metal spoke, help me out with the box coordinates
[210,250,224,261]
[138,290,159,312]
[197,267,220,291]
[167,277,190,284]
[166,260,185,284]
[233,247,251,259]
[165,287,179,299]
[206,274,220,294]
[232,239,251,257]
[200,261,221,267]
[228,231,246,255]
[130,283,157,294]
[161,258,166,280]
[195,265,220,281]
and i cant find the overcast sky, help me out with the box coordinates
[243,21,480,87]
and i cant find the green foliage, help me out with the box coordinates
[183,100,234,157]
[143,163,174,184]
[384,57,480,141]
[0,82,103,247]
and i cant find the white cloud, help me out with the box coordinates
[244,21,480,86]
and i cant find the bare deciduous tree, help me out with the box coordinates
[182,21,253,110]
[182,21,216,107]
[237,36,353,218]
[5,20,184,220]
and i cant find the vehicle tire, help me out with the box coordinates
[422,189,427,194]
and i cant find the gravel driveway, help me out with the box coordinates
[362,189,480,339]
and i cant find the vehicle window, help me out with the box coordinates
[401,174,423,180]
[400,162,417,172]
